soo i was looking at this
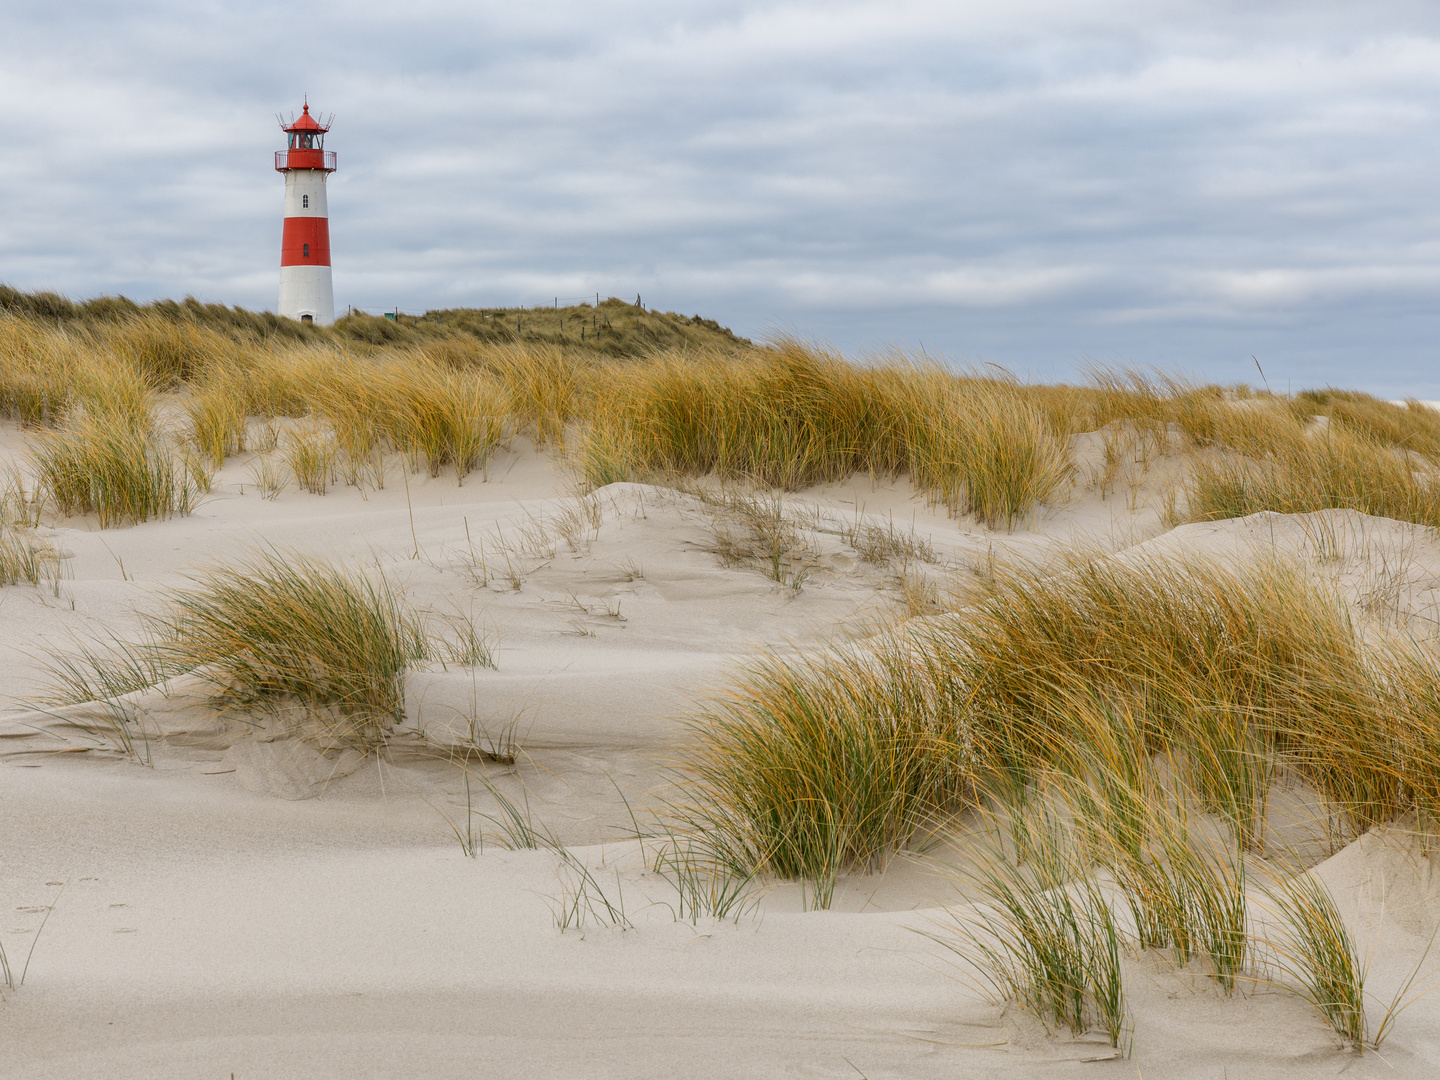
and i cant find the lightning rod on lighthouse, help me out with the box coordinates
[275,101,337,325]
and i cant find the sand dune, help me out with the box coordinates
[5,429,1440,1079]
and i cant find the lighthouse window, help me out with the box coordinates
[303,243,310,258]
[302,194,309,208]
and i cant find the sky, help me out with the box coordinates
[2,1,1440,394]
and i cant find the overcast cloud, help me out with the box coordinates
[2,1,1439,392]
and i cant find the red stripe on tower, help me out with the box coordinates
[280,218,332,266]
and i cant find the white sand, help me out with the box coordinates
[4,426,1440,1077]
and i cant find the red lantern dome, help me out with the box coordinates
[275,102,336,173]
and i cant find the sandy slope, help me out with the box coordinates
[4,428,1440,1078]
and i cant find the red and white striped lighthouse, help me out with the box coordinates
[275,101,336,325]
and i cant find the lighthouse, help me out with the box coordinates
[275,102,336,325]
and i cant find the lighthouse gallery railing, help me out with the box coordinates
[274,150,338,171]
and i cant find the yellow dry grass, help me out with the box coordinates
[6,303,1440,534]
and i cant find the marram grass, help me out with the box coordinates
[680,645,968,902]
[680,550,1440,897]
[156,552,429,748]
[680,546,1440,1050]
[934,763,1395,1053]
[576,343,1071,528]
[374,361,505,481]
[0,523,57,587]
[38,552,459,754]
[183,379,248,467]
[11,297,1440,534]
[284,425,336,495]
[31,417,203,526]
[1261,869,1367,1050]
[932,801,1129,1048]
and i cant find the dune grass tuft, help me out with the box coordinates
[0,315,82,426]
[681,646,967,904]
[470,343,580,446]
[577,343,1070,528]
[31,417,204,526]
[936,808,1129,1048]
[681,547,1440,918]
[98,312,234,387]
[36,552,501,757]
[382,364,505,482]
[1188,422,1440,527]
[0,523,57,587]
[37,552,445,754]
[183,379,248,468]
[682,544,1440,1045]
[283,426,336,495]
[153,552,429,748]
[1262,870,1367,1049]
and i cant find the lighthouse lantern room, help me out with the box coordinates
[275,101,337,325]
